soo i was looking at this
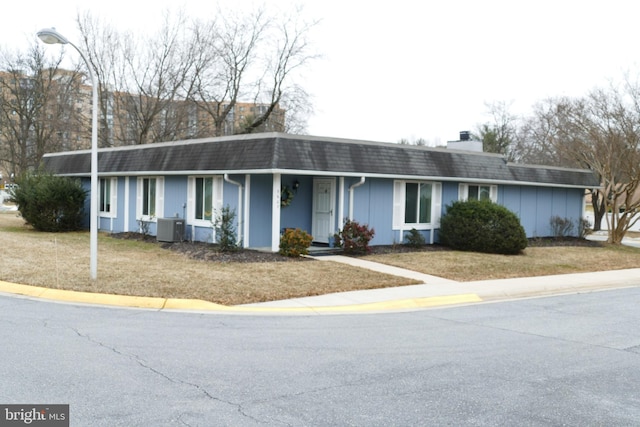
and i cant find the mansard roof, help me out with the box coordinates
[42,132,599,188]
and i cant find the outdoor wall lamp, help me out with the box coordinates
[293,179,300,192]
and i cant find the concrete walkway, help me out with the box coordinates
[241,254,640,311]
[241,234,640,312]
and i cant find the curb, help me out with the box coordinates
[0,280,482,314]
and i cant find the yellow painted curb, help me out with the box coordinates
[0,280,482,313]
[0,280,166,309]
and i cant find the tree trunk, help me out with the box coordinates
[591,190,606,232]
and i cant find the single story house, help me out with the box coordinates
[42,132,599,251]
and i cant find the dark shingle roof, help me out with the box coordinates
[42,133,599,188]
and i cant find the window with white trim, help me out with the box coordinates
[188,176,223,225]
[195,177,213,221]
[99,177,117,217]
[136,177,164,220]
[393,180,442,229]
[458,184,497,202]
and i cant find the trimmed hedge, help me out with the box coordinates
[439,199,527,255]
[11,172,87,232]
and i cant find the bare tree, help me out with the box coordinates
[511,100,565,166]
[187,5,318,137]
[280,85,312,134]
[541,84,640,244]
[77,10,198,146]
[189,7,269,137]
[76,6,316,143]
[397,137,429,146]
[474,101,517,157]
[514,98,607,231]
[0,41,84,177]
[75,12,127,147]
[241,7,319,134]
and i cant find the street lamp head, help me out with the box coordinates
[37,28,69,45]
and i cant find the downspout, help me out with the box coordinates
[224,174,243,246]
[348,177,366,220]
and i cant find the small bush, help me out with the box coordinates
[138,217,153,236]
[12,172,87,232]
[549,216,575,237]
[578,218,591,238]
[214,205,238,252]
[279,228,313,257]
[439,199,527,255]
[404,228,426,248]
[336,219,375,254]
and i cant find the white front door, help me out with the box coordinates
[312,178,336,243]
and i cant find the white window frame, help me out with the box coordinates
[136,176,164,221]
[99,177,117,218]
[187,176,223,227]
[458,183,498,202]
[393,180,442,230]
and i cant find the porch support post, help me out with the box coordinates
[244,174,251,248]
[271,173,281,252]
[124,177,130,232]
[338,177,345,230]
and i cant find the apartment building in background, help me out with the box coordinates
[0,68,285,153]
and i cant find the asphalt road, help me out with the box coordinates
[1,287,639,426]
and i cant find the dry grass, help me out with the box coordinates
[2,210,639,305]
[0,211,415,305]
[364,244,640,282]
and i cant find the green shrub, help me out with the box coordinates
[404,228,426,248]
[439,199,527,255]
[336,219,375,254]
[11,172,87,232]
[214,205,238,252]
[279,228,313,257]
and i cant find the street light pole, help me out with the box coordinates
[38,28,99,281]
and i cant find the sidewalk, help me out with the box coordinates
[241,234,640,312]
[241,254,640,312]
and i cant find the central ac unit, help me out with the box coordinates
[157,218,185,242]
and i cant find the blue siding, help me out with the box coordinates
[349,178,443,246]
[125,178,136,233]
[501,185,584,237]
[280,175,313,234]
[349,178,395,245]
[77,173,587,249]
[113,177,126,232]
[349,178,371,224]
[368,180,394,245]
[248,174,273,248]
[163,176,188,220]
[441,182,459,208]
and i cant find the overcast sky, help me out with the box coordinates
[3,0,640,145]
